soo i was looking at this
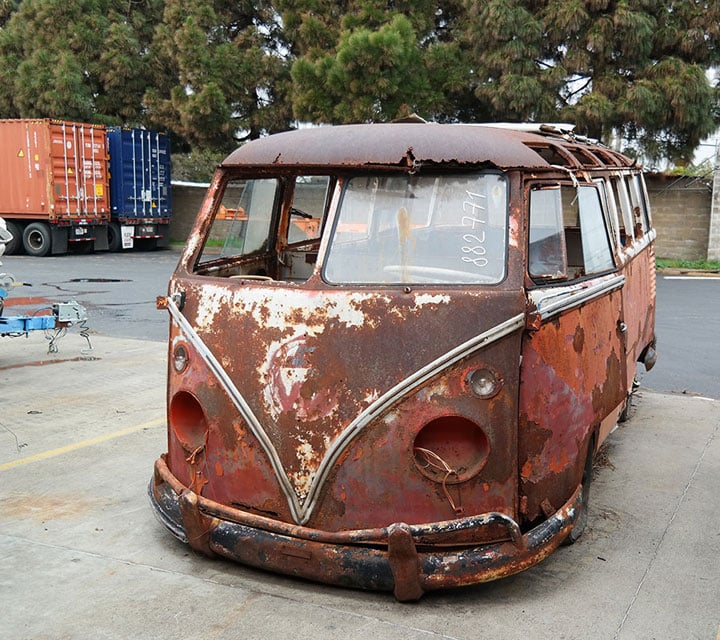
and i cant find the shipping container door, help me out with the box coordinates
[112,129,171,219]
[48,121,108,218]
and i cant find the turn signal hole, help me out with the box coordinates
[466,367,502,399]
[173,343,190,373]
[169,391,208,451]
[413,416,490,484]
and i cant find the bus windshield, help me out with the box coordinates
[323,173,508,285]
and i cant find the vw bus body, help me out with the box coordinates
[150,123,657,600]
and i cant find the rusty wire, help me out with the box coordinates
[414,447,464,516]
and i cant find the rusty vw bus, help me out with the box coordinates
[150,122,657,600]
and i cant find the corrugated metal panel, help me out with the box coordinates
[0,119,110,221]
[107,127,172,220]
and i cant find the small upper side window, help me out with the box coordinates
[287,176,331,245]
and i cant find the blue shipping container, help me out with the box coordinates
[106,127,172,250]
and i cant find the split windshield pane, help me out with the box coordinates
[198,178,279,264]
[324,173,508,284]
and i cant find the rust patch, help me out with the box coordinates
[572,325,585,353]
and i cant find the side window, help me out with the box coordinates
[529,183,615,283]
[595,178,621,250]
[529,187,567,280]
[287,176,331,245]
[610,176,634,245]
[576,186,615,274]
[628,174,650,236]
[198,178,279,264]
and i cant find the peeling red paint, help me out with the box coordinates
[150,122,657,599]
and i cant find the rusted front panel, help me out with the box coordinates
[519,286,626,521]
[166,278,526,536]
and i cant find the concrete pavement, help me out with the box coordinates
[1,332,718,639]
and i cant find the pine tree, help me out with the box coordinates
[284,0,719,162]
[538,0,720,162]
[0,0,716,162]
[143,0,293,152]
[0,0,161,124]
[281,0,470,123]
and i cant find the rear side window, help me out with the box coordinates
[528,187,567,280]
[529,184,615,282]
[628,174,650,235]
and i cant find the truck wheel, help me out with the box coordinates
[22,222,52,257]
[4,221,24,255]
[108,222,122,252]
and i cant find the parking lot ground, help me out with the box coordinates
[1,333,719,640]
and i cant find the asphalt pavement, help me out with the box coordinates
[1,330,718,640]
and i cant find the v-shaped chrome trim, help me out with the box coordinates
[166,295,525,525]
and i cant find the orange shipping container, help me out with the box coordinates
[0,119,110,255]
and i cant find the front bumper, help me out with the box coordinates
[149,455,583,601]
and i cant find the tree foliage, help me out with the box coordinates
[0,0,718,162]
[280,1,473,123]
[0,0,162,124]
[143,0,292,152]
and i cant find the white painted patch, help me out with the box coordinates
[196,285,229,331]
[413,293,451,306]
[228,288,370,330]
[290,438,320,501]
[508,214,520,248]
[364,389,380,404]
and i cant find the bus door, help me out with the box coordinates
[520,181,627,522]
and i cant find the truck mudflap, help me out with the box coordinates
[150,455,583,601]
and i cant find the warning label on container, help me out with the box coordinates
[17,149,24,157]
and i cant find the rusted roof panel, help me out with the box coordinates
[221,123,554,171]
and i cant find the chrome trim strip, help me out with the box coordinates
[166,296,305,523]
[167,297,524,525]
[531,274,625,321]
[302,313,526,521]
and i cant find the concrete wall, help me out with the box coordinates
[645,174,712,261]
[169,183,209,244]
[169,177,716,262]
[709,159,720,262]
